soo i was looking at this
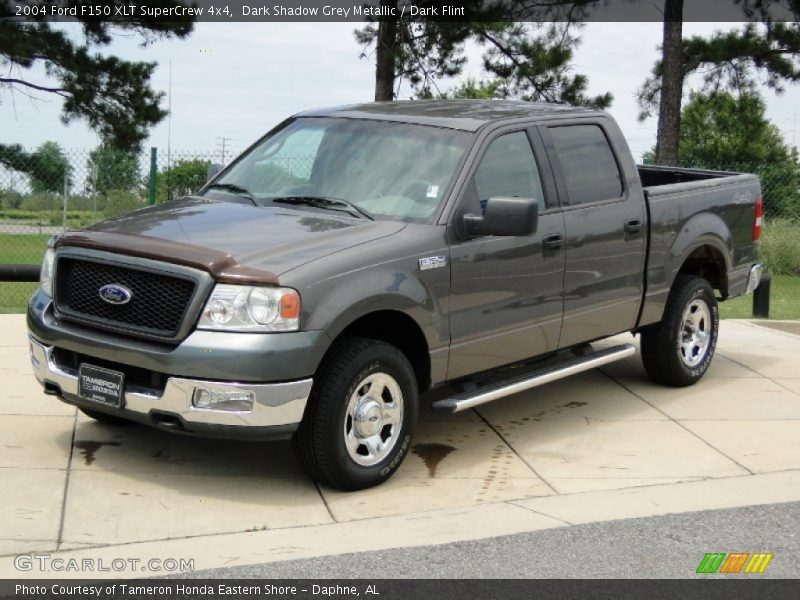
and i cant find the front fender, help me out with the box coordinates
[303,267,448,351]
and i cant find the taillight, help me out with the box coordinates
[753,195,763,241]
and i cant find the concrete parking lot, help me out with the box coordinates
[1,314,799,578]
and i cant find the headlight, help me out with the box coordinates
[40,248,55,298]
[197,284,300,332]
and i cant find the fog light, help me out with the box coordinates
[192,389,254,412]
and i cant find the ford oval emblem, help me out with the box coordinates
[98,284,133,305]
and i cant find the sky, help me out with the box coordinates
[2,21,799,163]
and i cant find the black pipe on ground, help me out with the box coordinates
[0,264,40,282]
[753,271,771,318]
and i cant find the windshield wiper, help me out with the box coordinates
[271,196,374,221]
[205,183,257,205]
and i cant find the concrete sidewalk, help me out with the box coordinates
[1,314,799,578]
[191,501,800,578]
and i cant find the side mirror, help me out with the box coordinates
[463,197,539,237]
[206,163,223,181]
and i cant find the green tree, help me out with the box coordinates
[87,146,140,195]
[638,2,800,163]
[679,91,793,165]
[157,159,211,201]
[355,2,611,107]
[0,1,195,157]
[0,188,23,209]
[476,22,612,108]
[354,5,478,100]
[28,142,72,194]
[421,77,503,99]
[0,141,71,193]
[675,91,800,218]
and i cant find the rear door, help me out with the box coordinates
[447,127,566,379]
[540,119,646,348]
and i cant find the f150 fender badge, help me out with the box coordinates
[98,284,133,305]
[419,256,447,271]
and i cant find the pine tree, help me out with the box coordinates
[355,2,611,107]
[0,0,195,163]
[638,3,800,164]
[654,0,684,165]
[476,22,612,108]
[354,1,478,100]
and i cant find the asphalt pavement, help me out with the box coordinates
[193,501,800,579]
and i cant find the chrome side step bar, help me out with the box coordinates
[433,344,637,414]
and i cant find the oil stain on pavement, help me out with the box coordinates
[413,443,456,477]
[74,440,121,465]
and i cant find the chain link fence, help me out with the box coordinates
[0,147,217,312]
[657,160,800,320]
[1,151,798,315]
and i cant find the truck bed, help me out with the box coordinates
[638,165,755,195]
[635,164,761,328]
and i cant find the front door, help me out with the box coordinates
[447,128,566,379]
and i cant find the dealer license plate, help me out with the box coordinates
[78,364,125,408]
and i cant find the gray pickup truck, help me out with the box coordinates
[28,100,763,490]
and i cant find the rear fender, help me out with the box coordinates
[668,212,732,294]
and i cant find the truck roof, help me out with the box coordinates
[297,99,599,132]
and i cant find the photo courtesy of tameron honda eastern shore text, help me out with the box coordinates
[27,100,764,490]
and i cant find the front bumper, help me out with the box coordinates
[29,336,312,440]
[27,289,331,383]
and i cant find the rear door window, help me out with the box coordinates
[549,125,623,205]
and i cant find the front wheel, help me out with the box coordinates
[293,337,418,490]
[640,275,719,387]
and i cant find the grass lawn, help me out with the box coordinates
[719,274,800,320]
[0,233,50,264]
[0,282,37,314]
[0,233,49,313]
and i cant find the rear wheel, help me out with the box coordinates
[293,337,418,490]
[640,275,719,387]
[79,407,131,426]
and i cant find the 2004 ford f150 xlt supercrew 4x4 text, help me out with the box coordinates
[28,100,764,490]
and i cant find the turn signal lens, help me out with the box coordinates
[279,291,300,319]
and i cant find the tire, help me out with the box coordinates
[79,407,131,426]
[640,275,719,387]
[293,337,418,491]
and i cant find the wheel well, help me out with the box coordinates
[678,245,728,297]
[336,311,431,392]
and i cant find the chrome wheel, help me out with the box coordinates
[343,372,404,466]
[679,299,712,367]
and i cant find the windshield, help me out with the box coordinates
[205,117,472,222]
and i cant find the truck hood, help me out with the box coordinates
[81,198,406,277]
